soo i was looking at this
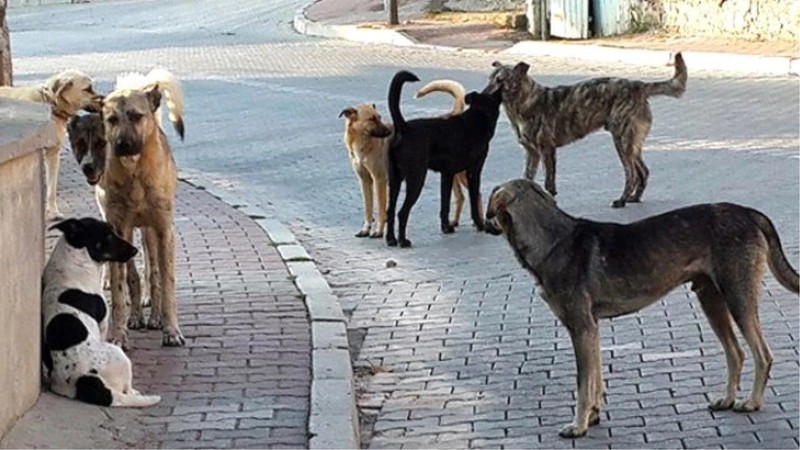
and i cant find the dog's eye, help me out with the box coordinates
[106,115,119,125]
[127,112,143,123]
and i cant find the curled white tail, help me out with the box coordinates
[414,79,466,116]
[115,67,185,140]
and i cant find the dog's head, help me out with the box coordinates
[51,217,138,263]
[485,179,556,236]
[483,61,532,98]
[465,90,502,118]
[339,103,392,139]
[102,86,162,158]
[67,112,107,186]
[43,70,104,117]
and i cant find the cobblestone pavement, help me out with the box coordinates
[42,155,310,449]
[9,0,799,447]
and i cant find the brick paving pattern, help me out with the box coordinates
[47,154,311,449]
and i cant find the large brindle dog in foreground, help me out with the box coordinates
[102,69,186,348]
[485,179,799,438]
[485,53,687,208]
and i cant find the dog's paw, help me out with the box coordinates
[449,220,460,228]
[611,199,627,208]
[627,196,642,203]
[441,224,455,234]
[147,314,163,330]
[386,236,398,247]
[588,408,601,426]
[708,396,735,411]
[46,209,65,222]
[473,219,485,232]
[558,423,587,439]
[733,399,761,412]
[128,311,146,330]
[399,239,412,248]
[355,229,370,238]
[369,231,383,238]
[162,327,186,347]
[109,329,129,351]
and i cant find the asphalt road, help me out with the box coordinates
[9,0,799,447]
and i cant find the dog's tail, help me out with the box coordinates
[414,79,467,115]
[74,374,161,408]
[749,209,800,294]
[645,52,687,99]
[388,70,420,133]
[145,68,185,141]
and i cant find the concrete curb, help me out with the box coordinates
[292,4,799,77]
[178,172,359,450]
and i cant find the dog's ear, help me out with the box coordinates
[465,92,478,105]
[513,62,530,77]
[371,103,377,110]
[145,86,162,113]
[52,79,73,99]
[50,218,85,247]
[487,186,514,219]
[492,61,503,68]
[339,108,357,119]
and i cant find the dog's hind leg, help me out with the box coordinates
[397,170,426,248]
[439,172,456,234]
[386,162,402,247]
[692,276,744,411]
[356,169,374,238]
[560,318,601,438]
[44,145,63,220]
[373,174,388,238]
[588,350,604,426]
[611,133,639,208]
[466,166,485,231]
[451,172,466,228]
[628,120,651,202]
[723,254,773,412]
[629,156,650,203]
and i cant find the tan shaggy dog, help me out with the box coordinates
[339,79,479,238]
[101,68,185,349]
[0,70,103,220]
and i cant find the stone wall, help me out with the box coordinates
[631,0,799,39]
[0,99,55,439]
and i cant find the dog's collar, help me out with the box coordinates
[52,107,72,121]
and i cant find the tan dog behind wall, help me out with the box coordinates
[339,79,478,238]
[0,70,103,220]
[485,179,800,438]
[102,68,185,348]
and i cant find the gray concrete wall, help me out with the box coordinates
[0,98,56,439]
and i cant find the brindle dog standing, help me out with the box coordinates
[102,69,185,348]
[485,179,799,438]
[484,54,687,208]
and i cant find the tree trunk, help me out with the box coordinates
[0,0,12,86]
[388,0,399,25]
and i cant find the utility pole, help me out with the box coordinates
[388,0,399,25]
[0,0,12,86]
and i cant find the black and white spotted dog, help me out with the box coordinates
[42,217,160,407]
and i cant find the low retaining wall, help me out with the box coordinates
[632,0,799,40]
[0,99,55,439]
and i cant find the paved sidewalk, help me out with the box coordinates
[298,0,800,76]
[1,150,311,449]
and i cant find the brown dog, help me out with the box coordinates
[102,68,185,348]
[485,179,799,438]
[0,70,103,220]
[484,54,687,208]
[339,79,476,238]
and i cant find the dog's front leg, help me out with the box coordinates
[466,167,485,231]
[373,176,387,238]
[109,225,134,350]
[144,227,163,330]
[560,320,601,438]
[541,147,558,197]
[126,257,145,329]
[44,145,63,221]
[521,142,541,181]
[439,173,455,234]
[156,222,185,346]
[356,171,374,238]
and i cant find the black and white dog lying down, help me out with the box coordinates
[42,217,160,407]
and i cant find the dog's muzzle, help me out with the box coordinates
[81,164,101,185]
[484,216,503,235]
[371,126,392,138]
[113,138,140,157]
